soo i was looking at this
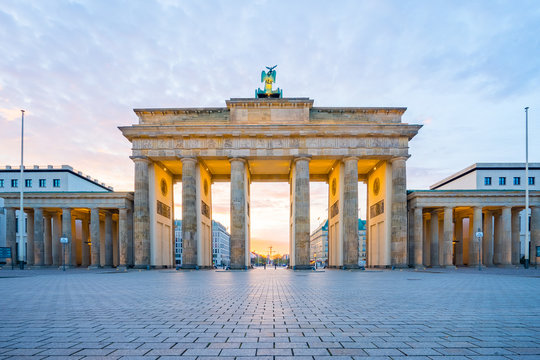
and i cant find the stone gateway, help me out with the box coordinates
[120,97,421,269]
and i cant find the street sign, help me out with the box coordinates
[475,232,484,238]
[60,237,69,244]
[0,247,12,258]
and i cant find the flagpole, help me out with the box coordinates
[19,110,25,269]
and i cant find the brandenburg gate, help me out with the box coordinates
[120,71,421,269]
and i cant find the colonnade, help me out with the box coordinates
[409,204,540,267]
[4,206,132,268]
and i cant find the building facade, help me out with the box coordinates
[310,219,366,267]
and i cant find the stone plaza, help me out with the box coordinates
[1,267,539,359]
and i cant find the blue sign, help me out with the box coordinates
[0,247,12,258]
[536,246,540,258]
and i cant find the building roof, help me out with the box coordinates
[1,164,113,191]
[430,162,540,190]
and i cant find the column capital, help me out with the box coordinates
[293,156,311,163]
[228,157,247,164]
[130,155,151,164]
[390,156,409,163]
[342,156,359,162]
[180,157,198,165]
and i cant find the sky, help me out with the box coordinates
[1,0,539,254]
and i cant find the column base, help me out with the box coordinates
[496,264,516,268]
[228,266,248,271]
[292,265,314,270]
[342,264,361,270]
[442,265,457,269]
[179,264,199,270]
[87,265,101,269]
[116,266,128,271]
[414,265,426,270]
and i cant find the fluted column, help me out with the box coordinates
[390,157,408,267]
[119,208,129,268]
[44,214,52,266]
[442,207,454,267]
[71,215,77,266]
[181,157,198,268]
[531,206,540,266]
[229,158,248,269]
[26,211,34,266]
[422,214,430,266]
[413,207,423,267]
[62,208,72,267]
[430,210,439,267]
[343,157,359,268]
[511,209,521,265]
[493,212,502,264]
[499,206,512,266]
[483,211,493,266]
[5,208,16,265]
[33,208,44,266]
[105,211,113,266]
[132,156,151,267]
[52,213,62,266]
[81,216,90,267]
[90,208,100,267]
[292,157,311,269]
[454,216,463,266]
[469,206,482,266]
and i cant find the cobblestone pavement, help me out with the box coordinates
[0,267,539,359]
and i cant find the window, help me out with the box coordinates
[39,179,46,187]
[11,179,18,188]
[498,177,506,185]
[484,177,492,186]
[53,179,60,187]
[25,179,32,187]
[529,177,535,185]
[513,177,520,185]
[0,179,3,188]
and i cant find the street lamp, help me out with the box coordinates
[18,110,25,270]
[524,107,530,269]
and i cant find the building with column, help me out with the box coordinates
[310,219,366,267]
[0,165,133,268]
[120,96,420,270]
[407,163,540,268]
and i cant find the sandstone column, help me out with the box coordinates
[493,212,502,264]
[71,215,77,266]
[181,157,198,268]
[343,157,359,268]
[430,210,439,267]
[33,208,44,266]
[44,214,52,266]
[469,206,482,266]
[81,216,90,267]
[483,211,493,266]
[442,207,454,267]
[229,158,248,269]
[90,208,100,267]
[5,208,16,266]
[499,206,512,266]
[455,216,463,266]
[511,209,521,265]
[105,211,113,266]
[26,211,34,266]
[62,208,72,267]
[52,212,62,266]
[119,208,129,268]
[531,206,540,266]
[292,157,311,269]
[413,207,423,268]
[422,214,430,266]
[390,157,408,267]
[132,156,151,268]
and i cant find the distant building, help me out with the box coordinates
[310,218,366,266]
[174,219,230,267]
[430,163,539,256]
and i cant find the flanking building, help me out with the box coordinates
[0,165,133,268]
[407,163,540,268]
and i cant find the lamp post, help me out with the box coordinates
[524,107,530,269]
[18,110,25,270]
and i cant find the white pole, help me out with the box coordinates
[524,107,530,268]
[19,110,25,269]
